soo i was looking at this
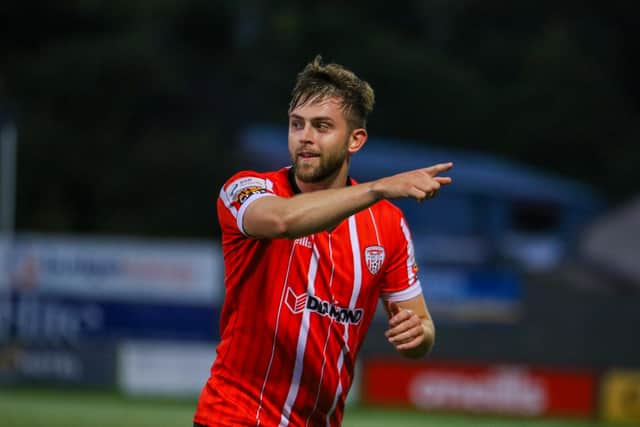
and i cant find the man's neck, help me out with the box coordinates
[289,167,351,194]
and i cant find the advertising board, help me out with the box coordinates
[363,359,595,418]
[118,340,216,396]
[7,234,223,305]
[0,340,116,386]
[600,369,640,424]
[5,293,219,345]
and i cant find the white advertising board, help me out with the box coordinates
[118,339,216,396]
[7,234,223,304]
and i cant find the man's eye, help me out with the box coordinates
[291,121,303,129]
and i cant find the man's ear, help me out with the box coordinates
[348,128,368,154]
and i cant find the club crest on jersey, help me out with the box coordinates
[285,287,363,324]
[364,245,385,275]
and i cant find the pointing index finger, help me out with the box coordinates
[425,162,453,176]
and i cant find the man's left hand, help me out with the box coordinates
[384,301,426,352]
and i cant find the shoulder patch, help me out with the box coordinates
[226,176,268,205]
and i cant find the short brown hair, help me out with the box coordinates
[289,55,375,129]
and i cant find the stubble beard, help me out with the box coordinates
[292,144,348,184]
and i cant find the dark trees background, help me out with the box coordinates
[1,1,638,238]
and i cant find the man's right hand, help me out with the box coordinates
[370,162,453,202]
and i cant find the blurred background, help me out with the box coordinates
[1,1,639,426]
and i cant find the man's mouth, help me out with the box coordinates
[297,152,320,159]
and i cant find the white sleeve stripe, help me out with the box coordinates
[236,192,277,236]
[219,187,238,217]
[380,281,422,302]
[399,217,417,285]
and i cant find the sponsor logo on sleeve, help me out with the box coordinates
[365,246,385,275]
[226,177,268,205]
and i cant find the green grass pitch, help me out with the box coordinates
[0,387,618,427]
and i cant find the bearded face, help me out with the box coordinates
[288,97,353,185]
[290,136,349,183]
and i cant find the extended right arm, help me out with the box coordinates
[243,163,453,239]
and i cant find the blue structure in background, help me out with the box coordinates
[240,125,604,322]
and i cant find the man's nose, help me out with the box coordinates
[299,123,313,143]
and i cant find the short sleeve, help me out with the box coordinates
[217,171,277,236]
[379,215,423,302]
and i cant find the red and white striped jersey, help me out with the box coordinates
[194,167,422,427]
